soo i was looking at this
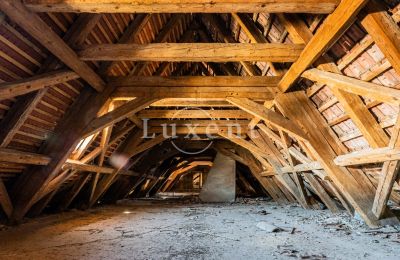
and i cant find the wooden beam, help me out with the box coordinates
[0,13,101,148]
[83,98,157,138]
[0,148,50,165]
[112,86,275,100]
[277,13,389,148]
[273,161,322,174]
[0,0,105,91]
[334,147,400,166]
[10,86,114,222]
[248,129,312,208]
[275,91,397,227]
[0,70,79,99]
[372,113,400,218]
[360,0,400,76]
[24,0,339,14]
[236,147,289,203]
[226,97,308,141]
[79,43,304,62]
[278,0,369,91]
[108,76,281,88]
[303,173,340,213]
[0,178,13,219]
[302,68,400,105]
[138,109,251,119]
[89,134,166,206]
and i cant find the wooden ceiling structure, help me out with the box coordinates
[0,0,399,227]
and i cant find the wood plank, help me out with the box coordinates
[0,0,105,91]
[24,0,339,14]
[108,76,281,88]
[79,43,304,62]
[361,0,400,76]
[372,113,400,218]
[226,97,308,141]
[278,0,369,91]
[302,68,400,105]
[0,70,79,99]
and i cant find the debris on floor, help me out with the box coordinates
[0,200,399,259]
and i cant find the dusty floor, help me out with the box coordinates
[0,199,399,260]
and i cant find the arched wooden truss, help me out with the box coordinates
[0,0,399,227]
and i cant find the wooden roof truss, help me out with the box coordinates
[0,0,399,227]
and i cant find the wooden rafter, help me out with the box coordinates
[10,86,114,222]
[360,0,400,76]
[275,91,398,227]
[0,0,105,91]
[0,13,101,148]
[278,13,389,148]
[278,0,369,92]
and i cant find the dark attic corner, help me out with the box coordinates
[0,0,400,258]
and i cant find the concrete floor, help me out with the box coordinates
[0,200,399,259]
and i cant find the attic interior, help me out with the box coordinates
[0,0,400,259]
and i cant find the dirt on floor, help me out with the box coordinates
[0,199,399,260]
